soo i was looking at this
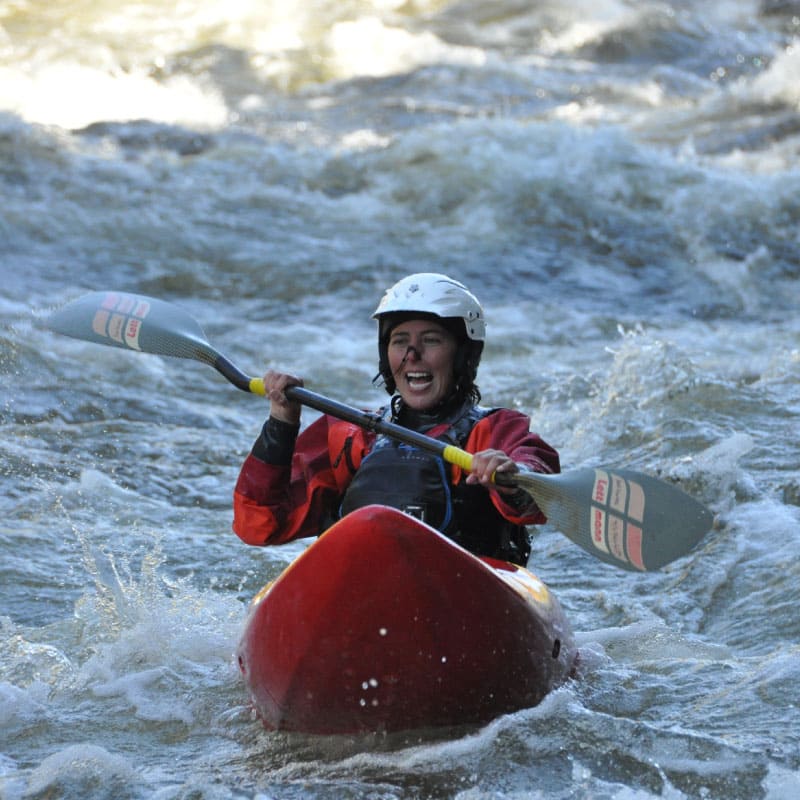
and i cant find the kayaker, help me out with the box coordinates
[233,273,560,566]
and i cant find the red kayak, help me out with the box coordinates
[237,504,577,734]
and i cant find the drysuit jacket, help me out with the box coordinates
[232,404,560,566]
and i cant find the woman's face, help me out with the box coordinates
[387,319,458,411]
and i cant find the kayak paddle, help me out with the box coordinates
[46,290,715,571]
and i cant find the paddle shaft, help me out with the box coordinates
[185,353,716,575]
[47,290,714,570]
[210,352,477,472]
[284,385,474,473]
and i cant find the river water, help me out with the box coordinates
[1,1,800,798]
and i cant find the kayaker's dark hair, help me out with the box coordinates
[374,312,483,404]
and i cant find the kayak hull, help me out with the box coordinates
[237,504,576,734]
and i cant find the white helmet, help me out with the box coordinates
[372,273,486,341]
[372,273,486,399]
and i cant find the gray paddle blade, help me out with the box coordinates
[47,291,219,364]
[512,467,714,571]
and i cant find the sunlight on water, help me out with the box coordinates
[0,63,229,129]
[0,0,474,128]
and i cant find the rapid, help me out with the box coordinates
[1,1,799,797]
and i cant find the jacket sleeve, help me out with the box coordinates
[462,408,560,526]
[232,415,343,546]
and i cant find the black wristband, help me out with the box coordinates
[505,488,536,513]
[252,416,300,465]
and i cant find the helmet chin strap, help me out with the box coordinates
[402,345,420,362]
[371,345,421,390]
[393,345,420,379]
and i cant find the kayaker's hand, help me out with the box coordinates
[466,449,519,493]
[263,369,303,425]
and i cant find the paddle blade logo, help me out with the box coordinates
[91,292,151,351]
[590,470,645,570]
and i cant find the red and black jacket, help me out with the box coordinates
[233,403,559,565]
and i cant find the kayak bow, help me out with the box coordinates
[236,505,577,734]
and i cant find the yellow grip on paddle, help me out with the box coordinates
[249,377,266,396]
[442,445,474,472]
[442,445,505,486]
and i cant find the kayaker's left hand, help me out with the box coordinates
[466,449,519,492]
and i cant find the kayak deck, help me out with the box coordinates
[237,504,576,734]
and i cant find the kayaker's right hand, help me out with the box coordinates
[466,449,519,493]
[263,369,303,425]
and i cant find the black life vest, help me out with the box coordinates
[339,404,532,566]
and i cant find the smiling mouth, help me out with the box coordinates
[405,371,433,388]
